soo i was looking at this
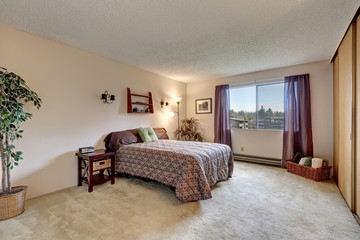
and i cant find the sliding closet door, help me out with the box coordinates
[338,24,354,208]
[333,55,339,183]
[356,17,360,216]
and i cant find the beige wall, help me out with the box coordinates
[187,61,333,163]
[231,129,283,158]
[0,24,186,199]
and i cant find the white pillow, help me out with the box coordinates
[311,158,323,168]
[299,158,306,165]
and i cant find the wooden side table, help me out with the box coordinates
[76,149,116,192]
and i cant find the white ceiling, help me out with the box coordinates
[0,0,358,83]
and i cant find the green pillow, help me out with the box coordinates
[304,158,312,167]
[138,127,158,142]
[299,157,312,167]
[299,157,311,167]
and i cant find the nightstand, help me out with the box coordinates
[76,149,116,192]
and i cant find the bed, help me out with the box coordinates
[104,128,233,202]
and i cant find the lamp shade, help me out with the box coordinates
[169,111,175,117]
[175,97,182,103]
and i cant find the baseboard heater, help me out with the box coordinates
[233,153,281,167]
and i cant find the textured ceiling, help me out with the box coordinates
[0,0,358,83]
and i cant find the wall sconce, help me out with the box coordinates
[101,90,115,104]
[160,99,169,108]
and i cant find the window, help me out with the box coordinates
[230,82,284,130]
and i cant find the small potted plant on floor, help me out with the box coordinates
[0,67,41,220]
[175,117,204,141]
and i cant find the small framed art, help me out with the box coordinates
[195,98,212,114]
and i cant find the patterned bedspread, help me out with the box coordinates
[115,140,234,202]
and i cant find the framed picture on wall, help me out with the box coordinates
[195,98,212,114]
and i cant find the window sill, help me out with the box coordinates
[231,128,283,132]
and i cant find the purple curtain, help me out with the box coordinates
[214,84,232,148]
[282,74,313,167]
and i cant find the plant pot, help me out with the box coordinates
[0,186,27,221]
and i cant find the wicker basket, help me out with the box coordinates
[0,186,27,221]
[287,161,332,181]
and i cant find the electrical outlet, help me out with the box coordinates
[240,147,244,152]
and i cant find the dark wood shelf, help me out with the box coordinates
[131,102,153,106]
[127,88,154,113]
[82,173,111,186]
[129,112,152,114]
[131,93,151,98]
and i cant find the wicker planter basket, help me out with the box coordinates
[287,161,332,181]
[0,186,27,221]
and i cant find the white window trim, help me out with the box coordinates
[230,77,284,88]
[231,128,283,133]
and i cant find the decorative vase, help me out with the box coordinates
[0,186,27,220]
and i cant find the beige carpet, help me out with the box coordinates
[0,162,359,240]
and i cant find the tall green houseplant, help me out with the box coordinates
[0,67,41,194]
[175,117,204,142]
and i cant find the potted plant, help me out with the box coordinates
[174,117,204,142]
[0,67,41,220]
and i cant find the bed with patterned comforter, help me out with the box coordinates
[115,140,233,202]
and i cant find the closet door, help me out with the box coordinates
[333,55,339,183]
[338,24,354,208]
[356,17,360,217]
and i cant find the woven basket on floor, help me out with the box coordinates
[0,186,27,221]
[287,161,332,181]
